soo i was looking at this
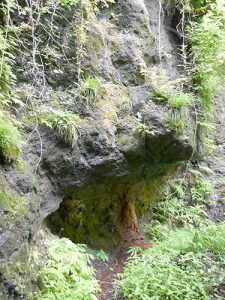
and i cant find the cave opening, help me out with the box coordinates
[45,164,174,250]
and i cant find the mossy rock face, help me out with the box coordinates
[46,162,178,248]
[0,165,41,299]
[39,72,193,248]
[0,0,197,295]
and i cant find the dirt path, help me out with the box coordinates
[93,247,130,300]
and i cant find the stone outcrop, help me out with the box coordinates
[0,0,196,298]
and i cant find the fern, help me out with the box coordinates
[117,223,225,300]
[34,237,100,300]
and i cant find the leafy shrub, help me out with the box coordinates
[0,113,22,162]
[141,167,213,243]
[133,123,159,138]
[190,169,213,204]
[59,0,78,9]
[41,110,80,148]
[116,223,225,300]
[34,237,100,300]
[188,0,225,111]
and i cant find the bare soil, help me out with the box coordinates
[93,247,130,300]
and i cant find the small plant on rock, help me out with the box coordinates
[80,76,101,103]
[168,93,195,109]
[166,112,187,134]
[41,110,81,148]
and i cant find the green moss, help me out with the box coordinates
[46,164,177,249]
[0,238,39,298]
[0,113,22,163]
[0,184,28,221]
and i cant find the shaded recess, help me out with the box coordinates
[46,166,170,249]
[33,0,195,249]
[45,130,193,249]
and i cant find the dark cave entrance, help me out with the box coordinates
[45,164,174,249]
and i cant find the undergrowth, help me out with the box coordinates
[188,0,225,112]
[141,166,213,242]
[116,223,225,300]
[33,236,100,300]
[117,164,222,299]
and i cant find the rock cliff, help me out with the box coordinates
[0,1,198,298]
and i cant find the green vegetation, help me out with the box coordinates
[0,0,224,299]
[151,0,225,149]
[0,28,16,105]
[41,110,81,148]
[168,93,195,110]
[0,185,28,219]
[142,167,213,241]
[96,249,109,263]
[34,236,100,300]
[184,0,225,153]
[166,113,187,134]
[149,68,193,109]
[0,113,22,162]
[133,123,160,138]
[58,0,78,9]
[188,0,225,111]
[80,76,102,102]
[116,166,223,299]
[0,7,22,164]
[116,223,225,300]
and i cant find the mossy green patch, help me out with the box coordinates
[0,112,23,163]
[0,184,28,221]
[46,163,177,249]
